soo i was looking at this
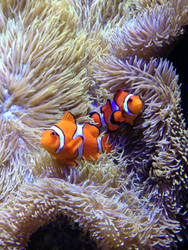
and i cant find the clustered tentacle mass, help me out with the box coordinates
[0,0,187,249]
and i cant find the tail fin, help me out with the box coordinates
[101,133,113,153]
[89,112,102,128]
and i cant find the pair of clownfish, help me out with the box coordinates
[40,90,143,166]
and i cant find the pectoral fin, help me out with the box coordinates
[67,136,83,154]
[114,89,124,100]
[113,110,125,123]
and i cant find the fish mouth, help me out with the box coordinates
[40,134,49,149]
[40,137,46,148]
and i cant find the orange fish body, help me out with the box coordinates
[81,123,111,161]
[90,90,143,131]
[40,112,112,166]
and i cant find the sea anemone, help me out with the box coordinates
[0,0,187,249]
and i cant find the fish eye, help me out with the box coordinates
[128,98,132,103]
[51,132,56,136]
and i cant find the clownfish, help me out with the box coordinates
[90,90,143,132]
[40,112,112,166]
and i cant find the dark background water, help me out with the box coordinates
[167,25,188,127]
[168,24,188,250]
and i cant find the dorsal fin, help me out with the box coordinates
[84,123,100,138]
[62,112,76,123]
[114,90,128,109]
[114,89,125,101]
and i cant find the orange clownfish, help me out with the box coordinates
[40,112,112,166]
[90,90,143,132]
